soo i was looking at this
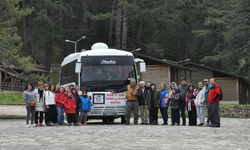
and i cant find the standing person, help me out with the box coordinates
[146,81,152,124]
[207,78,221,127]
[55,84,60,93]
[195,82,206,126]
[72,88,81,122]
[203,79,212,126]
[45,84,57,126]
[145,83,161,125]
[159,83,169,125]
[111,78,139,125]
[169,87,180,126]
[178,77,189,125]
[75,85,82,95]
[64,90,79,126]
[44,84,49,125]
[185,85,197,126]
[23,84,36,128]
[137,81,149,125]
[55,87,66,126]
[34,82,47,127]
[169,82,178,97]
[69,84,74,90]
[79,90,92,126]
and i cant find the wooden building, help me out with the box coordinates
[179,62,250,104]
[0,64,48,91]
[133,53,197,90]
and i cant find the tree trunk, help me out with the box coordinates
[177,24,182,61]
[82,0,88,30]
[108,0,116,47]
[115,0,122,49]
[23,0,27,56]
[45,43,52,76]
[136,19,143,48]
[121,7,128,50]
[59,0,67,61]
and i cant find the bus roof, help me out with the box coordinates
[61,49,133,66]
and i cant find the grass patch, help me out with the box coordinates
[0,93,25,105]
[50,72,60,85]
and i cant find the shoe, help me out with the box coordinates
[53,123,58,126]
[83,123,88,126]
[47,122,53,126]
[145,123,148,125]
[182,123,186,126]
[36,124,40,127]
[171,124,175,126]
[39,123,45,127]
[154,122,159,125]
[125,123,129,125]
[26,124,30,128]
[197,123,204,126]
[31,124,36,127]
[63,122,68,125]
[204,122,210,127]
[140,123,145,125]
[74,123,79,126]
[211,124,220,128]
[134,123,138,125]
[162,122,168,125]
[68,123,71,126]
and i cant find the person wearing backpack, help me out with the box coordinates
[207,78,221,127]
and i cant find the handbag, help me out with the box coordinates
[30,100,37,106]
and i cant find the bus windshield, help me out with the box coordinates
[80,56,136,91]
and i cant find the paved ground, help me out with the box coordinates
[0,105,250,149]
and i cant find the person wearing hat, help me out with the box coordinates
[34,82,47,127]
[203,79,212,126]
[178,77,189,125]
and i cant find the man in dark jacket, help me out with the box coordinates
[207,78,221,127]
[178,77,189,125]
[137,81,149,125]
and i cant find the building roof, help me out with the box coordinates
[132,52,197,72]
[181,62,246,80]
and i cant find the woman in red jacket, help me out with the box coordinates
[64,90,79,126]
[55,87,65,126]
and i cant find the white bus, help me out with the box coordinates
[60,43,145,123]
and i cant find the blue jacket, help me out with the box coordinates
[160,89,169,107]
[205,84,212,102]
[80,96,92,111]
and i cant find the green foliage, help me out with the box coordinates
[0,93,25,105]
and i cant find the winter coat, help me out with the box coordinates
[75,95,82,109]
[64,96,76,114]
[207,83,221,104]
[79,95,92,111]
[169,93,180,109]
[185,90,197,107]
[55,92,66,106]
[195,87,206,107]
[160,89,169,107]
[205,84,212,103]
[137,87,149,105]
[178,83,190,101]
[23,90,35,107]
[145,89,161,109]
[33,89,47,112]
[45,90,56,105]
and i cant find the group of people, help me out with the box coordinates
[112,77,221,127]
[24,77,221,128]
[23,82,91,128]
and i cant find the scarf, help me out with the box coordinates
[38,89,43,102]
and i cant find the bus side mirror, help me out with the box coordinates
[75,62,81,73]
[140,62,146,72]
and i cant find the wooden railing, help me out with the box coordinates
[0,82,26,91]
